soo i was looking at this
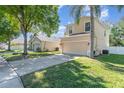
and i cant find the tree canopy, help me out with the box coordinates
[0,5,59,55]
[0,5,59,36]
[0,16,20,43]
[110,24,124,46]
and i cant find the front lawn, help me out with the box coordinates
[1,51,60,61]
[0,49,14,53]
[0,49,6,53]
[21,54,124,88]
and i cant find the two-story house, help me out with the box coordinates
[61,16,109,56]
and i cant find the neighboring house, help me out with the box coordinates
[0,43,7,49]
[29,34,60,52]
[61,16,109,56]
[11,39,25,50]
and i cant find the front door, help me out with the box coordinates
[34,43,40,51]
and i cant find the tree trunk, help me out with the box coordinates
[19,6,28,57]
[90,6,95,58]
[8,38,11,51]
[23,31,28,55]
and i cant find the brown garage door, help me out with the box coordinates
[63,41,89,55]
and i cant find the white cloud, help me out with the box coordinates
[84,5,90,11]
[83,5,90,16]
[100,8,109,21]
[82,6,109,20]
[101,9,109,18]
[67,21,71,24]
[59,25,66,30]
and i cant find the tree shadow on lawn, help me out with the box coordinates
[104,63,124,74]
[22,60,106,88]
[96,54,124,74]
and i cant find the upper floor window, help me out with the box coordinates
[85,22,90,32]
[69,27,72,35]
[104,31,106,37]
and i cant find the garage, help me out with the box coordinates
[62,41,90,56]
[61,34,90,56]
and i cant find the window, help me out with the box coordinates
[104,31,106,37]
[85,22,90,32]
[69,29,72,34]
[69,27,72,35]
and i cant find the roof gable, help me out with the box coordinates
[29,33,60,43]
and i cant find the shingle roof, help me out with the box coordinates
[37,34,60,42]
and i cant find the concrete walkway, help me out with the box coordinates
[0,56,23,88]
[0,54,73,88]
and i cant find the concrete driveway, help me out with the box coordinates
[0,54,73,88]
[9,54,73,76]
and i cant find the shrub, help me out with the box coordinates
[55,47,59,51]
[44,49,49,52]
[36,47,41,52]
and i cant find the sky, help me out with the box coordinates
[58,5,124,25]
[56,5,124,38]
[15,5,124,41]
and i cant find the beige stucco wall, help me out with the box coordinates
[62,34,90,42]
[41,41,60,51]
[65,17,91,35]
[94,20,108,53]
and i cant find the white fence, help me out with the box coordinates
[108,47,124,54]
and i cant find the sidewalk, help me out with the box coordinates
[0,56,23,88]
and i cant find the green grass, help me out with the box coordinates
[0,49,6,53]
[21,54,124,88]
[1,51,60,61]
[28,51,60,58]
[0,49,14,53]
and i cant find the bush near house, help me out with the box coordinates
[36,47,42,52]
[55,47,59,51]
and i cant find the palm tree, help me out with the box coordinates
[115,5,124,12]
[70,5,101,58]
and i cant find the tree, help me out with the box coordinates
[0,16,20,51]
[0,5,59,56]
[115,5,124,12]
[110,26,124,46]
[70,5,101,58]
[109,6,124,46]
[118,17,124,29]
